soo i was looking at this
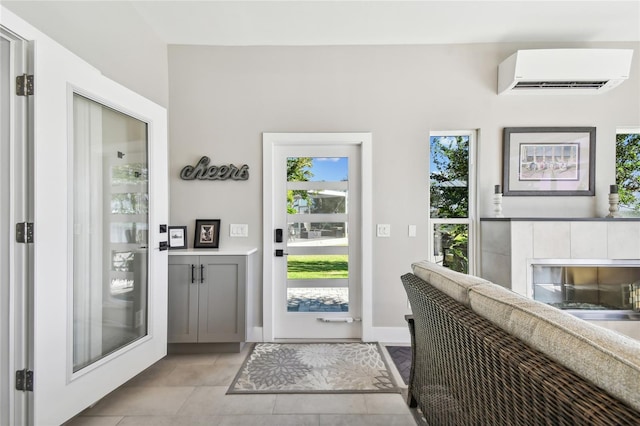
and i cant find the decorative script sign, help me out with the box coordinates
[180,156,250,181]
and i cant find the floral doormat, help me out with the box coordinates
[227,342,399,394]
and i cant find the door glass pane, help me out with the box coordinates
[287,157,348,182]
[430,136,469,218]
[287,254,349,279]
[73,94,148,372]
[289,189,347,214]
[433,223,468,274]
[287,221,347,245]
[286,156,349,313]
[287,287,349,312]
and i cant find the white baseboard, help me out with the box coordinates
[247,326,264,342]
[245,326,410,344]
[370,327,410,344]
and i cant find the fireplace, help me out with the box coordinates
[530,259,640,320]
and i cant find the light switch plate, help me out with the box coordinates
[377,224,391,237]
[230,224,248,237]
[408,225,417,237]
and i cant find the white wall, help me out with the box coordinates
[168,42,640,328]
[3,1,169,107]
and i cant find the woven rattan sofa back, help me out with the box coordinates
[401,272,640,426]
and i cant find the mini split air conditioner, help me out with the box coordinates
[498,49,633,95]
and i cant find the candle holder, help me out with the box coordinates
[606,192,621,218]
[493,192,504,218]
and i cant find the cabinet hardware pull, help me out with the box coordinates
[191,264,195,283]
[201,264,205,283]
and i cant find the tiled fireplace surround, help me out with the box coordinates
[481,218,640,340]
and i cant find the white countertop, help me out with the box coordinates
[168,248,258,256]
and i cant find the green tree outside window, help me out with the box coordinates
[616,133,640,216]
[430,136,470,273]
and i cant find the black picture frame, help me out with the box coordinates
[168,226,187,249]
[503,127,596,196]
[194,219,221,248]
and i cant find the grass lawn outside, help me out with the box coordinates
[287,254,348,279]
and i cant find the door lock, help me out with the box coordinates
[275,249,288,257]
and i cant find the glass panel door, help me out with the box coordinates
[11,13,169,421]
[286,157,350,313]
[273,144,361,339]
[72,94,149,371]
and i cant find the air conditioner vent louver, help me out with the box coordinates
[498,49,633,95]
[513,81,609,90]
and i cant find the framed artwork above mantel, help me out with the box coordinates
[503,127,596,196]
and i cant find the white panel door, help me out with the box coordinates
[1,8,168,426]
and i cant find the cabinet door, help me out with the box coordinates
[168,256,199,343]
[198,256,247,342]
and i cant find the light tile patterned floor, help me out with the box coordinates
[64,344,423,425]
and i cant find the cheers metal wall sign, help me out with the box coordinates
[180,156,249,181]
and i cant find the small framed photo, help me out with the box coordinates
[168,226,187,249]
[194,219,221,249]
[503,127,596,196]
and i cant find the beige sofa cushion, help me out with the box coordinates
[469,283,640,412]
[411,260,489,306]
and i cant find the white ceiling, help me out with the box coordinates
[127,0,640,46]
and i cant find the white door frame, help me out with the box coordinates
[1,24,32,426]
[263,133,373,342]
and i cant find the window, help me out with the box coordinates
[616,129,640,217]
[429,131,476,274]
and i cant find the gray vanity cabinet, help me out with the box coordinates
[168,253,247,344]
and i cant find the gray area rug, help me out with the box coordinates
[227,342,399,394]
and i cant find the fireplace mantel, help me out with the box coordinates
[480,218,640,338]
[480,218,640,294]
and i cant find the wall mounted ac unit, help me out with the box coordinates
[498,49,633,95]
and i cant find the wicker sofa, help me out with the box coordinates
[401,261,640,425]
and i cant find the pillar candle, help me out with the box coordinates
[610,184,618,194]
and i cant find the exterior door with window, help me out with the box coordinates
[2,9,169,425]
[264,133,372,341]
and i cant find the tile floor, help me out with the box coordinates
[65,344,423,426]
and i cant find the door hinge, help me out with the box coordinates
[16,222,34,243]
[15,369,33,392]
[16,74,34,96]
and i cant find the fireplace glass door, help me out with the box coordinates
[532,264,640,313]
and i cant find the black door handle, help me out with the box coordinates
[191,264,195,283]
[200,264,205,283]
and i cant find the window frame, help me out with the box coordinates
[615,127,640,217]
[428,130,478,275]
